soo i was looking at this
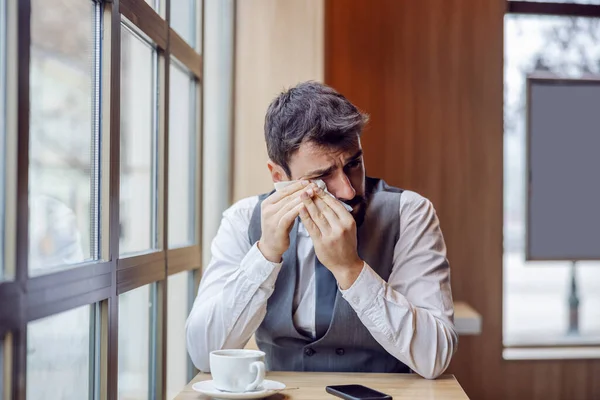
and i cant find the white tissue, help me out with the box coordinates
[273,179,354,212]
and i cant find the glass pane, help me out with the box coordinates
[27,305,91,399]
[118,284,153,400]
[167,271,191,399]
[504,15,600,345]
[28,0,99,275]
[170,0,198,49]
[0,0,6,280]
[145,0,157,12]
[168,63,197,248]
[120,25,157,256]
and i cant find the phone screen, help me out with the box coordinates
[326,384,391,400]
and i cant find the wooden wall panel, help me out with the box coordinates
[589,361,600,396]
[326,1,600,399]
[326,1,505,399]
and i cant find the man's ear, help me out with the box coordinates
[267,160,289,182]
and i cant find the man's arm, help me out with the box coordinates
[340,192,457,379]
[299,188,457,379]
[185,197,282,372]
[187,181,311,371]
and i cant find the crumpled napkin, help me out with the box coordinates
[273,179,354,212]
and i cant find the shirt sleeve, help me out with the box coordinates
[340,191,458,379]
[185,197,282,372]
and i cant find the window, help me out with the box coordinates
[503,13,600,346]
[0,0,6,281]
[27,305,93,399]
[120,24,158,256]
[118,284,154,400]
[0,0,204,398]
[170,0,200,49]
[167,271,192,400]
[168,61,197,249]
[28,0,100,275]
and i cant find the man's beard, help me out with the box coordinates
[344,178,377,227]
[344,195,368,227]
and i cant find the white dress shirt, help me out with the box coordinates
[186,190,458,379]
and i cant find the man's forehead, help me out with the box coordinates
[292,140,360,162]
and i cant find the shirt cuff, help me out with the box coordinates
[340,262,385,313]
[240,243,283,287]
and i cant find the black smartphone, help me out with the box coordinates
[325,384,392,400]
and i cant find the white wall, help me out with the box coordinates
[233,0,324,201]
[202,0,235,266]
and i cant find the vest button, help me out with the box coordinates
[304,347,315,357]
[336,348,345,356]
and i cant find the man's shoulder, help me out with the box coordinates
[400,190,429,206]
[398,190,438,221]
[222,195,260,223]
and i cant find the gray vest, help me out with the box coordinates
[248,177,410,373]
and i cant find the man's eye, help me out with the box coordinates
[347,160,361,169]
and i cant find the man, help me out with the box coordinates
[186,81,457,379]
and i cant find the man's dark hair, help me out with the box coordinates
[264,81,368,177]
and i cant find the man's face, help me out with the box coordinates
[283,138,367,224]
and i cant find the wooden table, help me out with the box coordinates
[174,371,469,399]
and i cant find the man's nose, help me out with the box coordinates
[329,172,356,201]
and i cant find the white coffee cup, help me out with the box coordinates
[209,349,266,393]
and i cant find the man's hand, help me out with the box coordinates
[299,187,364,289]
[257,180,312,263]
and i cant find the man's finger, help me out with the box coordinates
[312,193,341,227]
[316,188,354,223]
[270,183,318,215]
[301,191,331,233]
[275,195,303,219]
[299,206,321,238]
[267,180,309,205]
[279,202,305,229]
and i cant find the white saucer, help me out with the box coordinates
[191,379,286,399]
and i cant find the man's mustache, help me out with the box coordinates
[343,196,365,209]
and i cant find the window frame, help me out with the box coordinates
[0,0,204,398]
[170,0,202,53]
[118,18,161,259]
[166,58,200,253]
[165,269,195,399]
[508,1,600,17]
[25,0,104,277]
[25,304,95,399]
[504,0,600,359]
[0,0,6,282]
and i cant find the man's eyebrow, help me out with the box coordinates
[344,149,363,164]
[304,164,337,178]
[303,150,364,178]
